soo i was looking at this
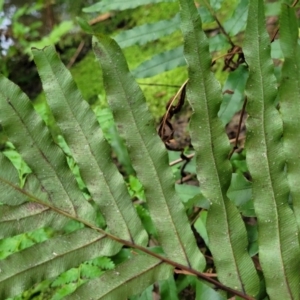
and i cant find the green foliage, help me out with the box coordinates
[0,2,76,76]
[83,0,176,13]
[244,1,300,298]
[93,32,204,269]
[82,0,250,79]
[179,0,258,294]
[25,21,74,59]
[1,0,300,299]
[279,4,300,235]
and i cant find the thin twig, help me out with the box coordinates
[67,12,113,68]
[163,79,188,126]
[212,49,243,65]
[138,82,181,88]
[202,0,235,47]
[89,12,112,25]
[190,208,202,225]
[176,173,194,184]
[67,41,85,69]
[158,79,188,144]
[169,136,246,167]
[228,97,247,159]
[170,153,194,166]
[175,269,218,277]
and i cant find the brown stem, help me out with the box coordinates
[170,153,194,166]
[67,41,85,69]
[202,0,235,47]
[228,97,247,159]
[138,82,181,88]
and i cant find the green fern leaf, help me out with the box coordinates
[179,0,259,295]
[0,46,151,298]
[0,227,118,298]
[64,254,172,299]
[0,76,99,237]
[279,4,300,235]
[83,0,176,13]
[114,15,180,48]
[93,34,205,270]
[132,46,185,78]
[244,0,300,298]
[32,46,147,245]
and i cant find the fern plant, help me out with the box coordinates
[82,0,240,78]
[82,0,277,79]
[1,0,300,299]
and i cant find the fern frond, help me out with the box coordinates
[244,0,300,298]
[32,46,147,246]
[83,0,176,13]
[279,5,300,236]
[93,34,205,270]
[0,227,118,298]
[114,15,180,48]
[132,46,185,78]
[65,254,172,299]
[179,0,259,295]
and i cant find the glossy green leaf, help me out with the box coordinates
[244,0,300,298]
[179,0,259,295]
[279,5,300,234]
[93,35,205,270]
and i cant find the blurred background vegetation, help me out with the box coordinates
[1,0,258,118]
[0,0,188,119]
